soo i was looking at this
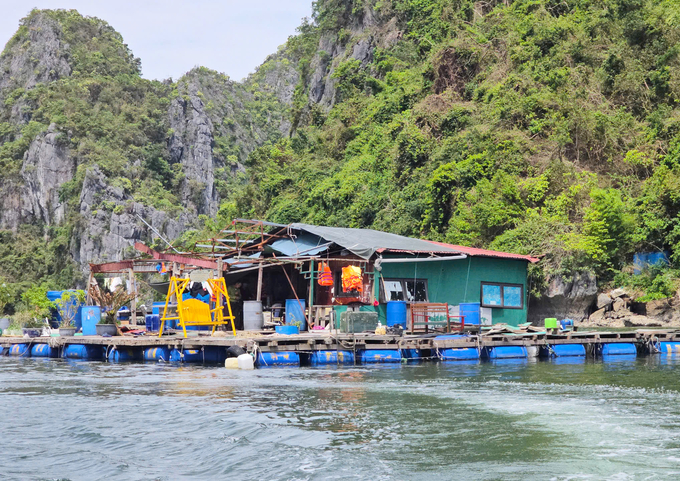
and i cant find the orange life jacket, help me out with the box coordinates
[318,262,333,286]
[341,266,363,293]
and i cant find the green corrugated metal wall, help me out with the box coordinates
[376,257,529,327]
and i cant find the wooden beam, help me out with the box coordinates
[128,268,137,325]
[133,242,219,269]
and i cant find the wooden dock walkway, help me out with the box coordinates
[1,328,678,356]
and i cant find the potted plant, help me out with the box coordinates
[20,286,53,337]
[89,285,136,336]
[54,290,86,336]
[4,313,28,337]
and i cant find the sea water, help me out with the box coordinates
[2,355,680,480]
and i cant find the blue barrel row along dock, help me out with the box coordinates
[0,329,676,367]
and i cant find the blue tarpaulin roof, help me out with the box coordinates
[270,233,330,257]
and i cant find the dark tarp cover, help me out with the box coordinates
[289,223,461,259]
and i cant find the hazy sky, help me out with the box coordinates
[0,0,313,81]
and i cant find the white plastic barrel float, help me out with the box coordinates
[224,354,255,369]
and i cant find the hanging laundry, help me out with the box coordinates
[110,277,123,291]
[341,266,363,293]
[318,262,333,286]
[189,282,209,298]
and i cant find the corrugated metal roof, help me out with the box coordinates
[289,223,461,259]
[425,241,540,263]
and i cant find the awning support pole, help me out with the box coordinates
[308,259,315,328]
[256,263,263,302]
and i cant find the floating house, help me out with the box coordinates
[205,220,539,328]
[90,219,539,329]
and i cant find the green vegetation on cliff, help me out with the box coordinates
[3,1,680,313]
[235,0,680,290]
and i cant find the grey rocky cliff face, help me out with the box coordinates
[307,5,394,110]
[73,166,190,271]
[0,5,402,273]
[20,124,74,226]
[0,13,71,102]
[168,85,219,217]
[528,271,598,324]
[0,124,73,230]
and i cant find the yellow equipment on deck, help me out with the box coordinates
[159,277,236,338]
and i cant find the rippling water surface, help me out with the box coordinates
[3,355,680,480]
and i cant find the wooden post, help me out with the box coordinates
[308,259,315,329]
[86,270,93,305]
[256,262,263,302]
[129,268,137,325]
[170,262,178,305]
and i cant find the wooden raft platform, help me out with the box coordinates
[0,329,678,354]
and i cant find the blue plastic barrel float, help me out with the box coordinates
[539,344,586,358]
[256,351,300,367]
[386,301,407,327]
[401,349,423,360]
[63,344,104,360]
[31,344,59,358]
[170,347,226,363]
[0,346,4,356]
[9,344,30,357]
[600,343,637,356]
[359,349,402,363]
[438,348,480,361]
[659,342,680,354]
[143,347,170,362]
[309,350,355,365]
[108,347,142,362]
[483,346,528,359]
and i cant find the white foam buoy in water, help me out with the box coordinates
[237,353,255,370]
[224,357,239,369]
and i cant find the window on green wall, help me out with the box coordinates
[481,282,523,309]
[381,279,428,303]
